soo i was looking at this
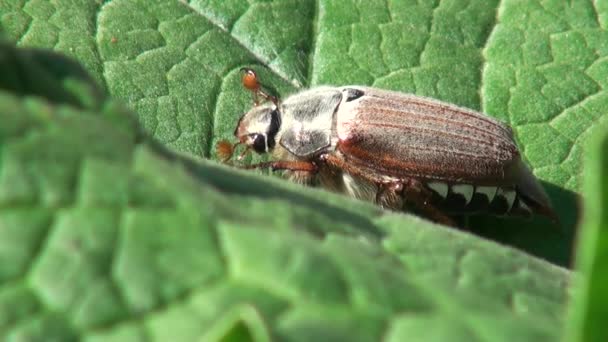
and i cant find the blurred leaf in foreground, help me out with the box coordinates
[0,41,571,341]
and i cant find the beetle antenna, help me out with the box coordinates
[265,92,279,107]
[240,67,280,106]
[216,140,243,163]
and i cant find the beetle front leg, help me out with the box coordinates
[243,160,318,173]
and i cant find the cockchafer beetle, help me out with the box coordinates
[217,68,558,226]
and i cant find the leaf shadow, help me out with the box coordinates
[467,181,580,268]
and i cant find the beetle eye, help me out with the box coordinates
[250,134,267,153]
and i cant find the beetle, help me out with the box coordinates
[217,68,557,225]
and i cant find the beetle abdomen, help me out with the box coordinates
[426,182,533,216]
[335,171,554,220]
[320,155,556,221]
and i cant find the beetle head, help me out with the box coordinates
[234,103,281,154]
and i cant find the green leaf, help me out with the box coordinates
[0,39,104,109]
[2,0,601,265]
[190,0,315,87]
[0,41,571,340]
[2,0,607,339]
[565,120,608,342]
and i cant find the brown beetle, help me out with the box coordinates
[218,68,557,225]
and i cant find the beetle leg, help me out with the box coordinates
[242,160,318,173]
[320,153,380,180]
[376,182,404,210]
[376,179,454,226]
[400,178,455,226]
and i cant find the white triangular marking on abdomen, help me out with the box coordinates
[475,186,497,202]
[518,199,531,212]
[427,182,448,198]
[497,188,516,211]
[451,184,473,204]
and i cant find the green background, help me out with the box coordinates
[1,0,607,341]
